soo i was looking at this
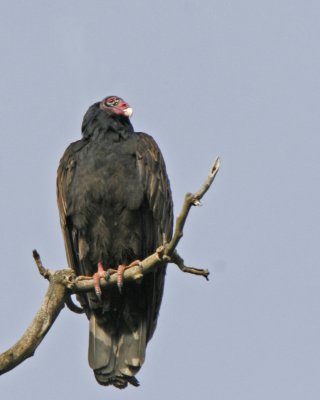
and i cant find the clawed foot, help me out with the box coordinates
[77,260,142,298]
[116,260,141,293]
[93,261,108,300]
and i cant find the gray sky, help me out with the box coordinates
[1,1,320,399]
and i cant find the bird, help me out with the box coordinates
[57,96,173,388]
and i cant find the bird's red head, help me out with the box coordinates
[100,96,133,118]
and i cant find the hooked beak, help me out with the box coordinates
[123,107,133,118]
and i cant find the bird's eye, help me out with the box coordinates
[105,97,119,107]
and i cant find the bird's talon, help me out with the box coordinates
[117,264,127,292]
[116,260,142,292]
[93,273,102,298]
[93,261,107,299]
[128,259,141,268]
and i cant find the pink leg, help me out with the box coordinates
[117,260,141,292]
[93,261,107,299]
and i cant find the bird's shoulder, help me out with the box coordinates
[133,132,173,227]
[133,131,165,161]
[58,138,89,169]
[57,138,89,212]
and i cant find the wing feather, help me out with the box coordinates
[137,133,173,237]
[136,133,173,340]
[57,140,87,271]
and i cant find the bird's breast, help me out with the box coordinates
[68,136,145,225]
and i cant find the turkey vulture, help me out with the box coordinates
[57,96,173,388]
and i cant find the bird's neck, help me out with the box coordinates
[82,110,134,140]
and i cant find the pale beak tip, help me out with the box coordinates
[124,107,133,118]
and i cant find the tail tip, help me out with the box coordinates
[94,370,140,389]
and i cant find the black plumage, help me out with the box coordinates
[57,96,173,388]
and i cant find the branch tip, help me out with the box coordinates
[210,157,221,175]
[32,249,50,280]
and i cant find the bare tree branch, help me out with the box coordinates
[0,157,220,375]
[171,251,210,280]
[0,268,74,375]
[164,157,220,256]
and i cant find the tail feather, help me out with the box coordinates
[117,318,147,376]
[88,314,116,372]
[88,313,147,388]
